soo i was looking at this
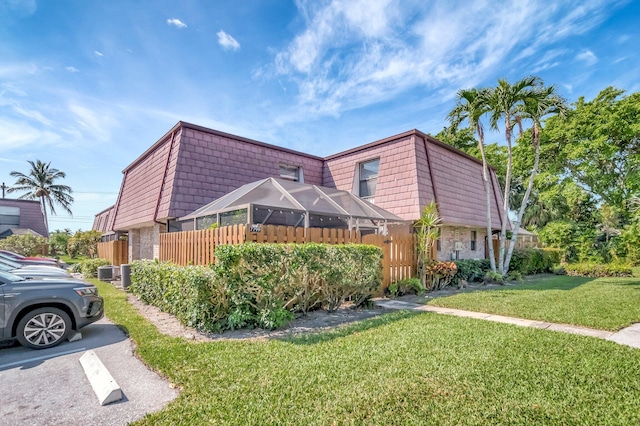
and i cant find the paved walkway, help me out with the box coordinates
[376,299,640,349]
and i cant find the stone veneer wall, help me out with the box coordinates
[128,224,165,261]
[436,226,487,261]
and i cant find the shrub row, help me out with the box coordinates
[508,248,561,275]
[452,259,491,284]
[71,258,111,277]
[129,261,226,331]
[564,263,633,278]
[129,243,383,332]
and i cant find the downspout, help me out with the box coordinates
[153,130,178,227]
[419,135,441,216]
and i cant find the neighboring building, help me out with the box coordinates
[0,199,49,239]
[94,121,507,262]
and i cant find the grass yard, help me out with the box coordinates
[93,279,640,425]
[428,274,640,331]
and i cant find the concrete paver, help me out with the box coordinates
[375,299,637,348]
[608,323,640,348]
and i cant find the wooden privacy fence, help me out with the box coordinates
[159,225,361,266]
[158,224,417,289]
[97,240,128,266]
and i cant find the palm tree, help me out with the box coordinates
[485,76,540,274]
[503,86,567,270]
[447,88,497,272]
[8,160,74,231]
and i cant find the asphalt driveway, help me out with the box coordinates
[0,317,178,425]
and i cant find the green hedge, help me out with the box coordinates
[70,258,111,277]
[508,248,561,275]
[129,243,383,332]
[452,259,491,284]
[564,263,633,278]
[129,261,227,331]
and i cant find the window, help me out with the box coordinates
[0,206,20,234]
[470,230,477,251]
[279,165,302,182]
[358,158,379,202]
[436,228,441,252]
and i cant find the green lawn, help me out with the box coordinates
[428,274,640,331]
[93,279,640,425]
[59,254,89,265]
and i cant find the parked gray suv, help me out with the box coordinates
[0,270,104,349]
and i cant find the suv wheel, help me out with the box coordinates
[16,307,72,350]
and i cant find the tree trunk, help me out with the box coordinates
[499,118,513,275]
[478,133,497,272]
[504,124,540,272]
[40,195,49,233]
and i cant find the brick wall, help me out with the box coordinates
[436,226,487,261]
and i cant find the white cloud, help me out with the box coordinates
[68,103,112,139]
[217,30,240,51]
[270,0,619,119]
[12,105,53,126]
[0,117,60,150]
[0,63,38,78]
[576,49,598,65]
[65,66,79,73]
[94,50,103,57]
[167,18,187,29]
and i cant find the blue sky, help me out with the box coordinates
[1,0,638,232]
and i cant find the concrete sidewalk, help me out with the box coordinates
[376,299,640,349]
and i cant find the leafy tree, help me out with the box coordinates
[67,230,101,258]
[502,85,567,270]
[543,87,640,224]
[8,160,74,230]
[49,228,73,256]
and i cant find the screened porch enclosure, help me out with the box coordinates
[179,177,405,234]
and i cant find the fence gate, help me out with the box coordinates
[363,233,417,294]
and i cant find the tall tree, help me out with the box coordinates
[544,87,640,224]
[447,88,497,272]
[503,85,567,271]
[485,76,540,274]
[8,160,74,231]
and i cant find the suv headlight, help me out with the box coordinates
[74,286,98,296]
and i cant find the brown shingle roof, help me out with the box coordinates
[99,123,509,233]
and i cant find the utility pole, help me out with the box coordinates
[1,182,6,199]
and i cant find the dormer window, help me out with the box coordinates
[358,158,379,203]
[279,164,302,182]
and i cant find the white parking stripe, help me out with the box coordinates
[0,347,86,370]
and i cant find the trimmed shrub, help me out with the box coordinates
[508,248,559,275]
[129,261,229,331]
[128,243,383,333]
[71,258,111,278]
[453,259,491,284]
[0,233,49,257]
[214,243,383,326]
[388,278,424,297]
[564,263,633,278]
